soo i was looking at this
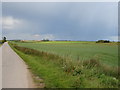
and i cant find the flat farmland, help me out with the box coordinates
[15,41,118,66]
[10,41,119,88]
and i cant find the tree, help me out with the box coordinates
[2,37,7,43]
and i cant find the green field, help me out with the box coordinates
[10,41,119,88]
[0,42,2,46]
[14,41,118,66]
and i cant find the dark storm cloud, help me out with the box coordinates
[2,2,118,41]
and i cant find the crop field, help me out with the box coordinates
[14,41,118,66]
[10,41,119,88]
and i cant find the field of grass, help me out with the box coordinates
[0,40,2,45]
[13,41,118,66]
[9,41,119,88]
[0,42,1,45]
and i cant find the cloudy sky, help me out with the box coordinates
[1,2,118,41]
[0,2,2,40]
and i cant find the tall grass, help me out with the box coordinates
[9,42,119,88]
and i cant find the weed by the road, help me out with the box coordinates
[9,43,119,88]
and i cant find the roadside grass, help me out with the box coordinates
[0,41,2,46]
[9,43,80,88]
[0,44,2,46]
[9,42,119,88]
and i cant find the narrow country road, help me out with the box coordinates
[2,42,35,88]
[0,45,2,89]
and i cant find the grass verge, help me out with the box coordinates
[9,42,119,88]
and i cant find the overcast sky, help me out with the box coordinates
[1,2,118,41]
[0,3,2,40]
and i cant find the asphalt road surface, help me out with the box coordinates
[2,42,35,88]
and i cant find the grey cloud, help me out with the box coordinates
[2,2,118,41]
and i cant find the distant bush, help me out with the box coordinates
[2,37,7,43]
[13,40,21,42]
[96,40,110,43]
[42,39,49,42]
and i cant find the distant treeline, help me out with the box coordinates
[96,40,110,43]
[9,39,119,43]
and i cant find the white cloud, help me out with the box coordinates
[34,34,40,37]
[4,33,55,40]
[0,17,2,26]
[2,16,23,30]
[41,34,55,39]
[108,36,120,41]
[33,34,55,40]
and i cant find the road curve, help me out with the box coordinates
[2,42,35,88]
